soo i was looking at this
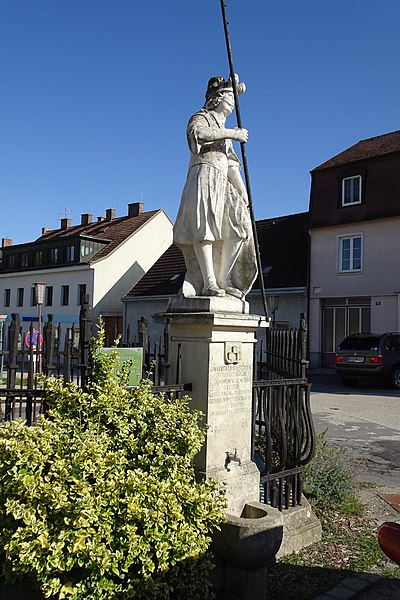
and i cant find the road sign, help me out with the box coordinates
[25,329,43,350]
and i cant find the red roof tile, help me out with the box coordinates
[313,130,400,172]
[37,210,161,262]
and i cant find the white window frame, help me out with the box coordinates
[337,233,363,273]
[342,175,362,206]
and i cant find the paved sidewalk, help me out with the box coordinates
[313,572,400,599]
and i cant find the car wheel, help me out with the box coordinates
[390,366,400,390]
[341,377,358,387]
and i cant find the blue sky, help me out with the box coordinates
[1,0,400,245]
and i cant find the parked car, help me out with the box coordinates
[335,333,400,389]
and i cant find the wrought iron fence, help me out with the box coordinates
[0,299,185,424]
[252,313,315,510]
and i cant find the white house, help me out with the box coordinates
[0,202,173,345]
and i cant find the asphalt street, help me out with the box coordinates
[308,370,400,487]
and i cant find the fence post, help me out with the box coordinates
[0,320,6,381]
[138,317,148,378]
[299,313,308,378]
[63,330,71,383]
[27,322,35,390]
[163,318,171,384]
[6,313,20,420]
[43,314,56,377]
[79,295,92,389]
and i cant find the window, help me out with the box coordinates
[4,288,10,307]
[49,247,59,264]
[338,234,363,272]
[66,245,76,262]
[342,175,361,206]
[17,288,24,307]
[33,250,43,266]
[79,240,106,261]
[30,287,37,306]
[7,254,15,269]
[385,335,400,351]
[20,252,29,268]
[45,286,53,307]
[61,285,69,306]
[78,284,87,305]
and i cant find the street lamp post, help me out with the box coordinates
[34,281,46,372]
[269,295,280,327]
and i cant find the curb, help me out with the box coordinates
[313,572,381,599]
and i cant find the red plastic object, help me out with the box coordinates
[378,522,400,566]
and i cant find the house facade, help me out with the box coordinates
[308,130,400,367]
[122,212,309,344]
[0,202,173,345]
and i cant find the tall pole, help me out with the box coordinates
[220,0,269,322]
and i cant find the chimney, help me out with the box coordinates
[128,202,144,217]
[81,213,93,226]
[2,238,12,248]
[97,216,105,222]
[61,218,71,230]
[105,208,116,221]
[42,227,54,235]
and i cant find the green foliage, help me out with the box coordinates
[0,338,225,599]
[303,431,355,507]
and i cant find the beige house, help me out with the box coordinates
[308,130,400,367]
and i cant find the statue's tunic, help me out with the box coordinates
[174,110,248,245]
[173,110,257,298]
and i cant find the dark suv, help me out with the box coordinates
[335,333,400,389]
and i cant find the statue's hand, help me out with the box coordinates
[233,128,248,143]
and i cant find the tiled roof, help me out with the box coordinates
[253,212,309,290]
[126,244,185,297]
[312,130,400,172]
[125,212,309,298]
[37,210,161,262]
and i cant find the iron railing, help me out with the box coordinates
[252,314,315,510]
[0,299,184,424]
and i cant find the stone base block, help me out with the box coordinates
[276,495,322,558]
[223,561,268,600]
[167,293,249,314]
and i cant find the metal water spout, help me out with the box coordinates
[225,448,242,470]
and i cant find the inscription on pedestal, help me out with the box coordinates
[208,364,252,417]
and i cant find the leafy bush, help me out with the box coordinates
[0,333,225,599]
[303,430,354,505]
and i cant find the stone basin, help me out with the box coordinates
[212,500,284,569]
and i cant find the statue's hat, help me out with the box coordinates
[205,74,246,101]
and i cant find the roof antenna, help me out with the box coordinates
[60,207,73,219]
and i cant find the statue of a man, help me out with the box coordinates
[173,74,257,300]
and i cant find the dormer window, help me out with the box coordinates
[342,175,361,206]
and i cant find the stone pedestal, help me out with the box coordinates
[155,309,264,515]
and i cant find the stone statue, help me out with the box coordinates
[173,74,257,300]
